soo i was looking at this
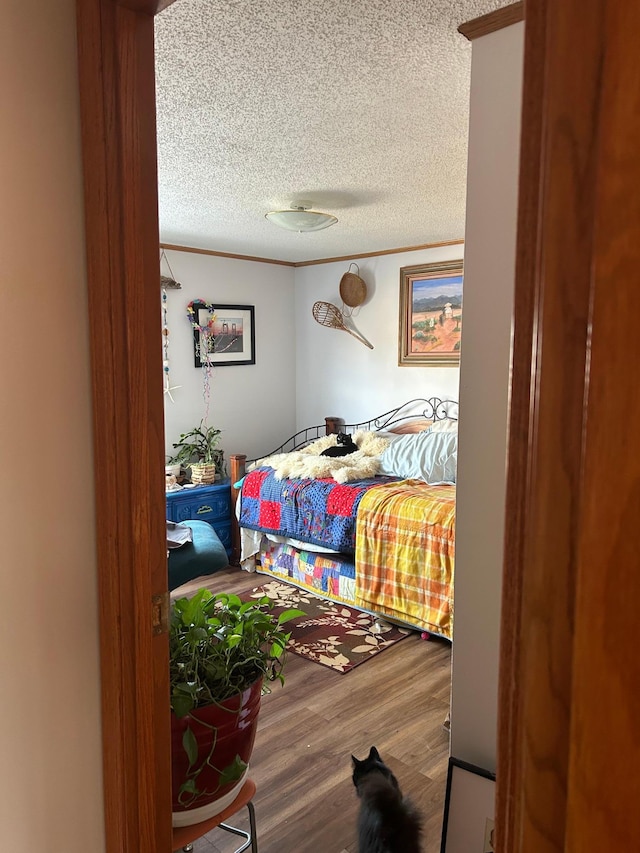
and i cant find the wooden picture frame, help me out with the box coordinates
[440,757,496,853]
[398,260,463,366]
[192,301,256,367]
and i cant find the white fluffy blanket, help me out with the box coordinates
[250,431,390,483]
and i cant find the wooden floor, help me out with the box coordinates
[173,565,452,853]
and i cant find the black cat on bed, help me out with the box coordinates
[320,432,358,457]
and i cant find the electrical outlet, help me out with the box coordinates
[483,818,495,853]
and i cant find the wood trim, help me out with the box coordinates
[565,3,640,847]
[294,238,465,267]
[118,0,177,12]
[495,0,546,846]
[160,238,465,268]
[229,454,246,565]
[496,1,631,850]
[160,242,296,267]
[458,2,524,41]
[76,1,172,851]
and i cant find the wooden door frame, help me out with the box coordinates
[496,0,588,846]
[76,2,179,851]
[77,1,639,851]
[496,0,640,850]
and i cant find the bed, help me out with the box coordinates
[229,398,458,639]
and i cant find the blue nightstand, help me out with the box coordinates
[166,479,232,557]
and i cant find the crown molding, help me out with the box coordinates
[159,243,296,266]
[458,2,524,41]
[160,238,465,267]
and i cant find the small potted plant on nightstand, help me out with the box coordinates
[170,589,303,827]
[169,421,226,484]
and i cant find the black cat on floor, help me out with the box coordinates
[320,432,358,457]
[352,746,422,853]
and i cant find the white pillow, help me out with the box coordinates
[425,418,458,434]
[378,430,457,484]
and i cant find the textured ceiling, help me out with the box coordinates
[155,0,507,263]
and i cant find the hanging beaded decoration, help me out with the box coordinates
[187,299,216,423]
[160,250,182,402]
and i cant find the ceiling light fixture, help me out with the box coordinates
[265,203,338,233]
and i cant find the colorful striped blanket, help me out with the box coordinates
[354,480,456,639]
[240,467,399,552]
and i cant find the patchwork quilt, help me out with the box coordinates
[239,467,398,553]
[259,541,356,605]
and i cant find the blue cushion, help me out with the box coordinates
[168,520,229,591]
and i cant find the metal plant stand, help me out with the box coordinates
[172,780,258,853]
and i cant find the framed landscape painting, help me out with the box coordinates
[398,260,463,365]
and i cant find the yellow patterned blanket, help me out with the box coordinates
[354,480,456,639]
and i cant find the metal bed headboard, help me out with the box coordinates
[247,397,458,463]
[338,397,458,434]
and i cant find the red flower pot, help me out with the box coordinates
[171,677,262,827]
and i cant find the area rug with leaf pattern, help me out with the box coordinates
[244,580,412,673]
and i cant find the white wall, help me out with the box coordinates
[162,250,296,462]
[294,246,463,427]
[450,22,524,772]
[162,245,462,459]
[0,2,105,850]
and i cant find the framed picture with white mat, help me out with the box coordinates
[440,757,496,853]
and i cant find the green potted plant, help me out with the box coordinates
[169,421,225,484]
[169,589,303,827]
